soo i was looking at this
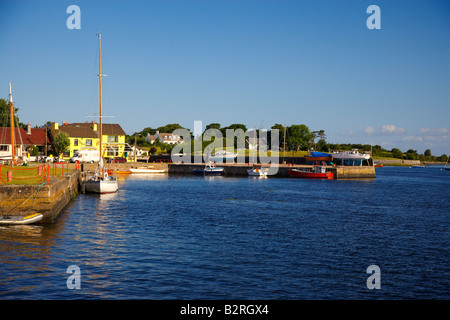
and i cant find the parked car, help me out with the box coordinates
[107,157,127,163]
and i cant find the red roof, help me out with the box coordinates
[0,127,51,146]
[27,128,51,145]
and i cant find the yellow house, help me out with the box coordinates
[100,123,127,158]
[50,122,127,160]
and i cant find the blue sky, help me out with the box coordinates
[1,0,449,155]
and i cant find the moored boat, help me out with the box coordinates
[331,149,371,166]
[81,34,118,194]
[374,162,383,168]
[83,167,118,193]
[129,166,166,174]
[0,213,43,225]
[247,167,268,177]
[444,155,450,171]
[193,163,224,176]
[305,151,333,162]
[331,149,371,160]
[288,166,334,179]
[114,170,132,175]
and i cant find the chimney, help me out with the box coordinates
[93,123,98,131]
[27,123,31,135]
[54,122,59,130]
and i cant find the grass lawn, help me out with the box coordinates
[0,164,72,185]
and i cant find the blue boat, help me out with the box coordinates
[305,151,333,164]
[193,163,224,176]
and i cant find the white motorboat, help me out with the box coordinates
[129,166,166,174]
[247,167,268,177]
[331,149,371,160]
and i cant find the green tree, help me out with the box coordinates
[270,124,285,151]
[391,148,403,159]
[156,123,183,133]
[221,123,247,136]
[316,139,328,152]
[0,98,25,128]
[164,143,175,154]
[53,132,70,156]
[204,123,221,132]
[404,149,417,160]
[141,127,156,136]
[219,124,248,149]
[31,146,39,156]
[288,124,313,151]
[311,129,326,151]
[424,149,432,157]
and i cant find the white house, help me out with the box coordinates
[130,145,147,157]
[0,126,51,160]
[146,131,183,145]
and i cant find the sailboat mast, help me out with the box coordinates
[9,82,15,167]
[98,34,103,159]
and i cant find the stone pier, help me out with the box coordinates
[0,170,80,223]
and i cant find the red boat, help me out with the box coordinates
[374,163,383,168]
[288,166,334,180]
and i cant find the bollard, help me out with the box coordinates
[7,171,12,182]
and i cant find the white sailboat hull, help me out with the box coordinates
[84,180,118,194]
[129,168,166,174]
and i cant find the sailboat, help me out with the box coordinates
[0,83,18,163]
[444,154,450,171]
[0,84,44,225]
[0,83,26,163]
[83,34,118,194]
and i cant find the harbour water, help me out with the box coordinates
[0,166,449,299]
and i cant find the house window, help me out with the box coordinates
[0,145,8,151]
[108,136,118,143]
[86,139,92,146]
[74,139,78,146]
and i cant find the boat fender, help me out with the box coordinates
[104,172,108,180]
